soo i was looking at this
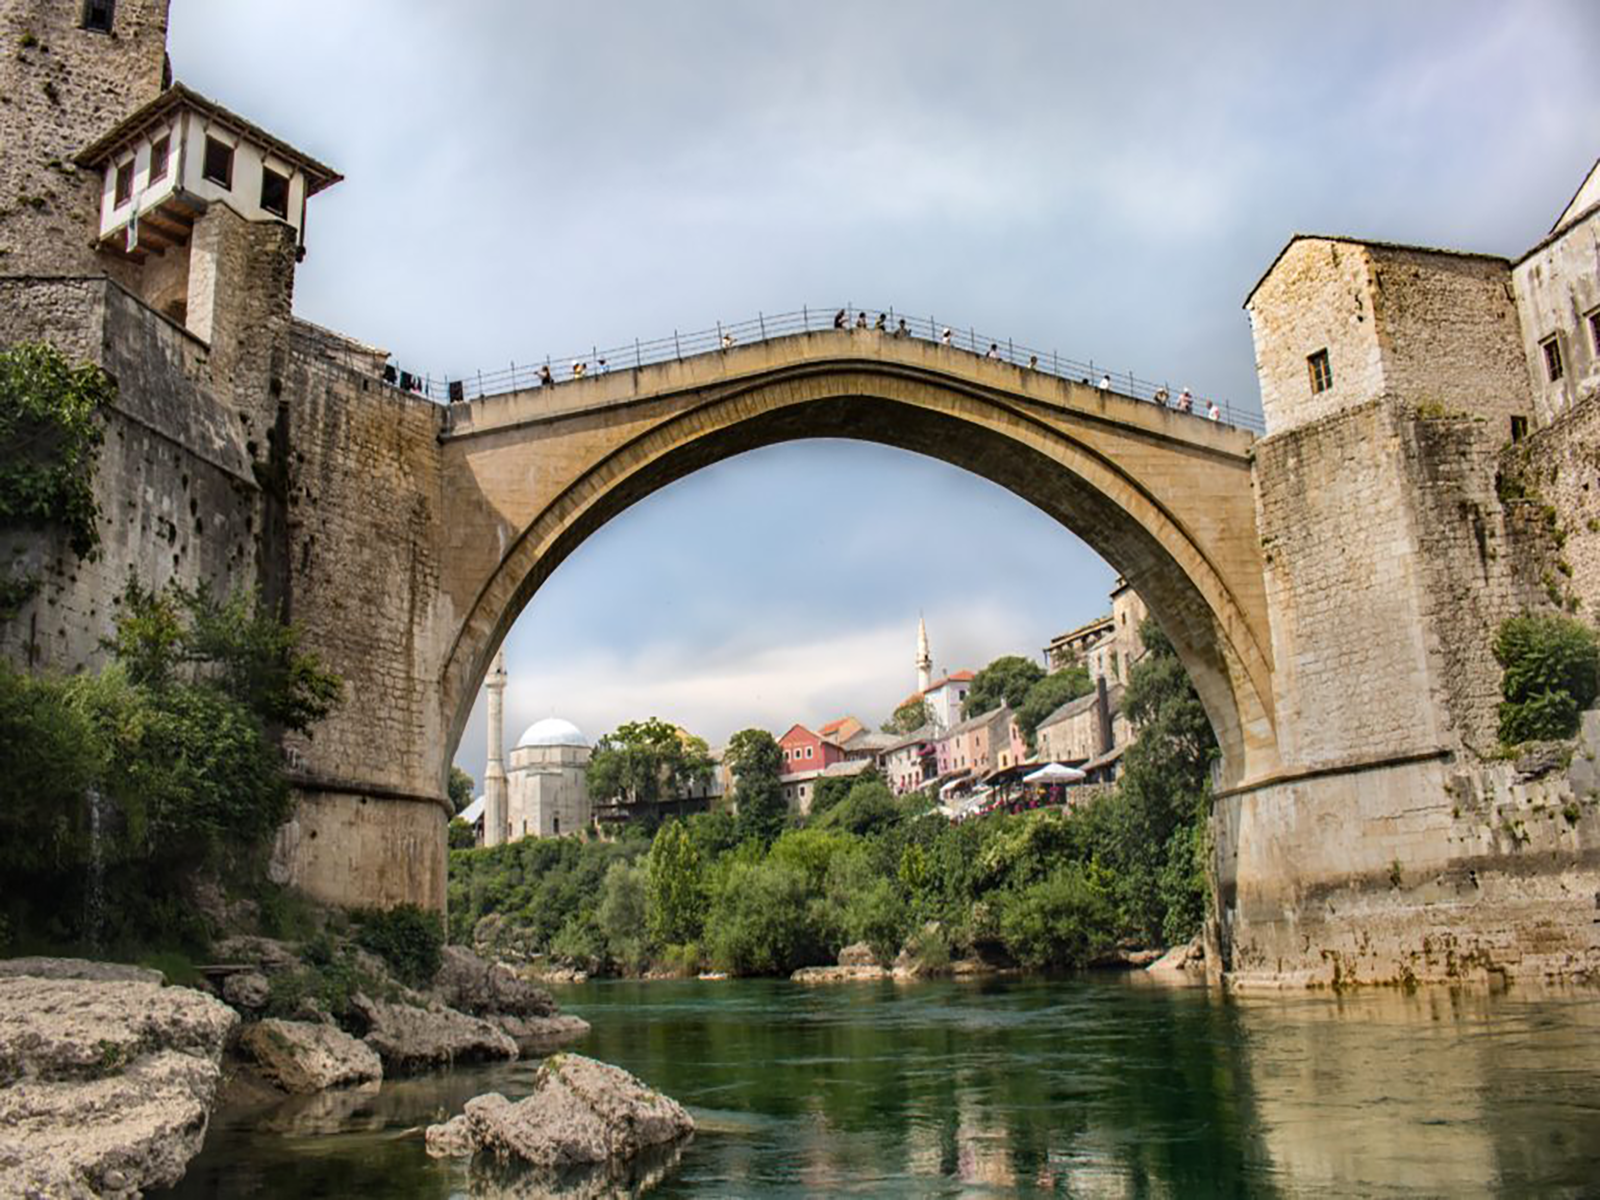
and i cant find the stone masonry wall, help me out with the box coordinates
[1501,388,1600,624]
[1216,728,1600,989]
[1367,245,1531,436]
[0,0,169,277]
[1248,238,1384,435]
[1253,399,1447,768]
[1513,205,1600,426]
[267,347,450,908]
[0,277,259,673]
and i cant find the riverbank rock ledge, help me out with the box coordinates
[0,966,237,1199]
[425,1053,694,1167]
[238,1019,382,1094]
[793,942,889,983]
[353,993,518,1071]
[431,945,558,1017]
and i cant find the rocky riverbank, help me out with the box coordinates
[0,941,592,1198]
[0,960,237,1199]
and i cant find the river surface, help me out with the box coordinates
[161,975,1600,1198]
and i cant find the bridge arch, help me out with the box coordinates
[437,334,1277,788]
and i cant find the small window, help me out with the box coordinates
[202,137,234,189]
[553,816,560,835]
[149,136,170,183]
[1542,335,1564,382]
[113,160,133,206]
[1510,415,1529,443]
[805,746,813,759]
[1307,348,1333,394]
[260,166,290,219]
[1589,309,1600,356]
[82,0,114,33]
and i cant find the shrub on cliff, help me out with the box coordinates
[353,904,444,987]
[1494,614,1600,746]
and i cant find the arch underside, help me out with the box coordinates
[440,365,1277,788]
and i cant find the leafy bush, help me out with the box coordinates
[841,878,908,965]
[1494,614,1600,745]
[353,904,443,987]
[0,341,114,561]
[706,860,819,975]
[997,864,1117,969]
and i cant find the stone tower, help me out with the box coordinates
[483,650,508,846]
[0,0,172,277]
[916,615,932,694]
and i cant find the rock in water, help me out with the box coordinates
[0,973,237,1198]
[425,1053,694,1167]
[238,1019,383,1094]
[430,945,558,1017]
[354,993,519,1071]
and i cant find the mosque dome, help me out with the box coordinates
[515,717,590,749]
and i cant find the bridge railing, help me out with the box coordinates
[391,306,1266,434]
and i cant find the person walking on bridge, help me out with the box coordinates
[538,365,553,386]
[987,343,1001,359]
[855,311,869,330]
[1177,387,1193,413]
[834,309,847,330]
[940,327,953,346]
[894,318,910,339]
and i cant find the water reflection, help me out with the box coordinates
[158,977,1600,1198]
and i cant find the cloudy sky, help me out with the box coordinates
[168,2,1600,784]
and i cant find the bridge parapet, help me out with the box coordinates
[445,327,1260,456]
[430,306,1263,432]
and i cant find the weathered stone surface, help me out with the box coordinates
[424,1113,475,1159]
[430,945,558,1018]
[221,971,271,1011]
[1147,938,1207,977]
[792,964,888,984]
[354,993,518,1071]
[0,975,236,1199]
[0,957,164,985]
[836,942,877,968]
[427,1054,693,1168]
[489,1013,590,1053]
[238,1019,382,1094]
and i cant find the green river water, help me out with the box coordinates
[160,974,1600,1198]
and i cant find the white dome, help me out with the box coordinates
[515,717,589,749]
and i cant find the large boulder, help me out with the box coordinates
[238,1019,383,1094]
[836,942,878,968]
[221,971,271,1011]
[1146,936,1206,978]
[0,973,237,1199]
[425,1053,693,1167]
[354,993,518,1071]
[430,945,558,1018]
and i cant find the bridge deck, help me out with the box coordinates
[443,327,1260,456]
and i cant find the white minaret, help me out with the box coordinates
[916,615,932,694]
[483,650,508,846]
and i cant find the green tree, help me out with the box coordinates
[705,859,819,975]
[587,717,714,806]
[104,578,341,734]
[596,859,651,974]
[1109,617,1218,944]
[997,862,1117,969]
[727,727,788,845]
[0,342,114,568]
[808,772,855,819]
[882,695,932,734]
[447,766,475,814]
[965,655,1045,718]
[447,818,476,850]
[1014,665,1094,750]
[1493,613,1600,745]
[646,820,705,946]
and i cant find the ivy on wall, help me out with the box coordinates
[0,342,114,617]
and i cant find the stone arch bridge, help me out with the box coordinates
[434,329,1277,800]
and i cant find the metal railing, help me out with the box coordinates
[382,305,1265,434]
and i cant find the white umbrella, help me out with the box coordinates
[1023,762,1087,785]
